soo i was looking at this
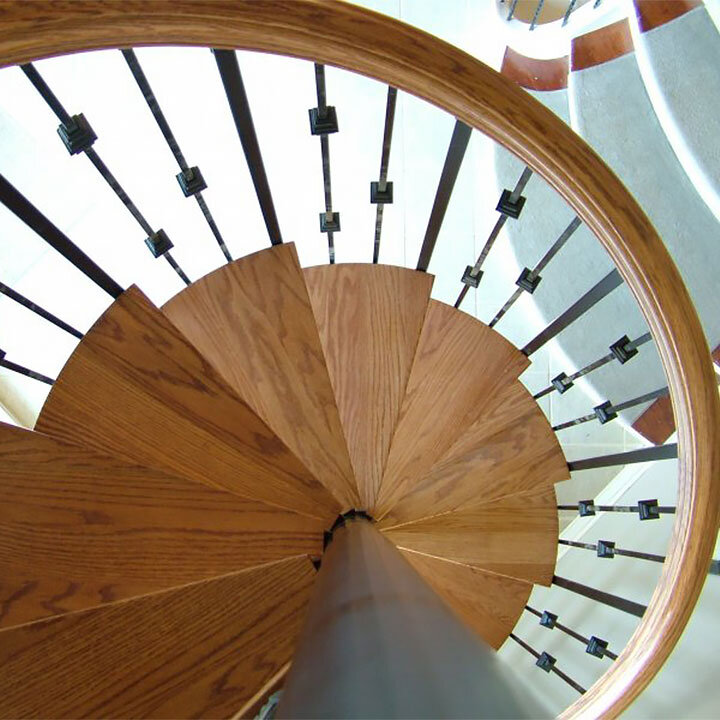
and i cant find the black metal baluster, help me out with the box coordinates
[522,269,623,356]
[557,499,675,519]
[305,63,341,264]
[0,175,123,298]
[416,120,472,272]
[213,49,283,248]
[562,0,579,25]
[568,443,678,471]
[507,0,521,21]
[21,62,191,286]
[559,539,667,565]
[455,166,533,308]
[534,332,652,399]
[553,575,646,617]
[0,282,83,339]
[371,86,398,264]
[529,0,546,30]
[122,49,232,263]
[552,386,669,432]
[525,606,617,660]
[0,349,54,385]
[508,634,587,694]
[489,215,581,328]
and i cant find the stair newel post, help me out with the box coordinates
[277,517,538,719]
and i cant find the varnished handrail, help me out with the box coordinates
[0,2,717,717]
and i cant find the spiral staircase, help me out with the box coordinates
[0,1,719,718]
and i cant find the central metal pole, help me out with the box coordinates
[277,518,538,719]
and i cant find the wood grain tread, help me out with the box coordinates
[163,244,359,510]
[383,485,559,586]
[35,284,338,520]
[501,47,569,91]
[0,557,316,719]
[379,380,568,528]
[304,263,433,510]
[634,0,702,33]
[374,300,530,519]
[0,422,324,630]
[401,549,532,649]
[571,19,634,71]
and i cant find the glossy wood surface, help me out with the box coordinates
[1,3,719,716]
[571,19,634,71]
[402,550,532,650]
[305,264,433,509]
[380,381,568,527]
[375,300,529,518]
[0,556,315,718]
[0,423,323,629]
[634,0,702,33]
[163,245,359,510]
[501,47,568,91]
[384,486,558,585]
[634,343,720,444]
[632,394,674,445]
[36,285,337,520]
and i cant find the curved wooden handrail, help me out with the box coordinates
[0,2,717,717]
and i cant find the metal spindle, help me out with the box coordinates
[529,0,546,30]
[509,634,587,694]
[525,606,617,660]
[455,166,533,307]
[562,0,578,25]
[568,443,678,471]
[0,282,83,339]
[0,175,123,298]
[557,500,675,518]
[372,86,397,264]
[122,49,232,263]
[559,539,667,565]
[0,350,54,385]
[522,269,623,356]
[507,0,521,21]
[553,575,646,617]
[416,120,472,272]
[552,386,669,432]
[306,63,340,264]
[21,63,190,286]
[490,215,581,327]
[534,332,652,399]
[214,49,282,247]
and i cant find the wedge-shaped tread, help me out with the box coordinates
[305,264,433,509]
[384,486,558,585]
[0,423,324,630]
[379,382,568,528]
[401,550,532,649]
[35,286,337,520]
[0,557,315,719]
[163,244,359,510]
[375,301,529,518]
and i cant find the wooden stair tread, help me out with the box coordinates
[304,264,433,509]
[379,382,568,527]
[374,301,529,518]
[35,285,337,520]
[401,550,531,650]
[0,556,315,719]
[163,244,359,510]
[383,486,558,585]
[0,423,324,630]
